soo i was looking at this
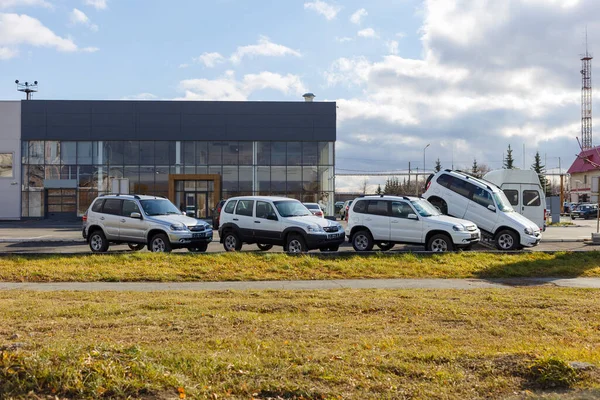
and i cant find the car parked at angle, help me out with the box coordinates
[423,170,542,250]
[571,203,598,220]
[334,201,345,215]
[212,199,226,229]
[82,194,213,253]
[340,200,353,221]
[303,202,324,218]
[218,196,344,253]
[345,195,480,252]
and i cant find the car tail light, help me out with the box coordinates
[426,181,432,191]
[346,209,350,221]
[316,211,323,216]
[82,212,87,222]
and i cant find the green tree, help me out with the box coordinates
[531,151,549,196]
[435,158,442,172]
[471,158,480,178]
[375,184,382,195]
[503,145,515,169]
[384,177,401,195]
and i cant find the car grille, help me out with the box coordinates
[323,226,339,233]
[189,225,206,232]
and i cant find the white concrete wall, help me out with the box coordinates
[0,101,21,220]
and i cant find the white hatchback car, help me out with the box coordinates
[345,195,480,252]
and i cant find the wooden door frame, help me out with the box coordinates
[168,174,222,210]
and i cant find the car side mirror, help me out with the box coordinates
[487,205,496,212]
[130,212,142,219]
[408,213,418,220]
[267,214,278,221]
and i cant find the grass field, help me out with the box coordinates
[0,288,599,399]
[1,251,600,282]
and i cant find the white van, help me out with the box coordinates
[423,170,542,250]
[482,169,546,231]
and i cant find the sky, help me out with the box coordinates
[0,0,597,192]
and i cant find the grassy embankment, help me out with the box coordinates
[0,289,599,399]
[0,251,599,282]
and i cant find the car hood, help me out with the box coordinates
[503,211,540,232]
[286,215,342,229]
[426,215,478,230]
[148,214,210,228]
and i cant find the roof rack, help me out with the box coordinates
[403,196,411,201]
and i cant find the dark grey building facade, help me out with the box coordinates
[18,100,336,220]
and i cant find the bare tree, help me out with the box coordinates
[360,178,369,195]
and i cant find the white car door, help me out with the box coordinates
[253,201,283,245]
[100,198,122,240]
[463,187,498,233]
[364,200,391,241]
[446,177,475,218]
[389,201,423,243]
[233,199,255,242]
[119,199,146,242]
[521,186,544,229]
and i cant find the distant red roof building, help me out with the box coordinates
[567,146,600,174]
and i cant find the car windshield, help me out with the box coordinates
[274,200,312,217]
[140,199,182,216]
[492,191,514,212]
[411,199,441,217]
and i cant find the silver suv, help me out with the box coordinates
[218,196,344,253]
[82,194,213,253]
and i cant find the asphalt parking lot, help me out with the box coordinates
[0,217,598,254]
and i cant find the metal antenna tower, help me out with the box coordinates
[15,80,38,100]
[581,30,593,150]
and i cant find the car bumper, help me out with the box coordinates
[82,227,87,240]
[168,230,213,246]
[306,232,345,249]
[521,233,541,247]
[452,231,481,246]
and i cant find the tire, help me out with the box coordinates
[427,233,454,252]
[352,230,374,252]
[571,216,576,220]
[257,243,273,251]
[188,243,208,253]
[222,232,242,252]
[495,229,519,251]
[89,230,109,253]
[149,233,172,253]
[128,243,145,251]
[377,242,394,251]
[429,198,448,215]
[286,234,307,254]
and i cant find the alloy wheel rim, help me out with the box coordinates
[152,238,165,252]
[431,238,448,252]
[225,235,236,250]
[91,235,102,250]
[288,239,302,253]
[499,234,513,249]
[355,235,368,251]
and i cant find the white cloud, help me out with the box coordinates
[357,28,378,38]
[70,8,98,31]
[84,0,106,10]
[0,0,51,9]
[81,46,98,52]
[0,45,16,58]
[304,0,340,20]
[335,36,353,43]
[194,52,225,68]
[350,8,367,24]
[122,93,158,100]
[386,40,398,55]
[396,32,406,38]
[178,63,189,69]
[178,71,306,101]
[230,36,301,64]
[0,13,78,52]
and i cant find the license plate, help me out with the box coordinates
[192,233,205,238]
[327,233,342,239]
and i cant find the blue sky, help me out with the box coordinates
[0,0,597,191]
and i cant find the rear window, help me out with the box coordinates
[436,173,452,188]
[523,190,541,207]
[366,200,389,216]
[305,204,319,210]
[91,198,104,213]
[449,178,475,198]
[102,199,122,215]
[353,200,367,214]
[235,200,254,217]
[224,200,237,214]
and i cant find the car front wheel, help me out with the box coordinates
[149,233,172,253]
[427,234,454,252]
[286,234,307,254]
[352,230,374,252]
[495,230,518,251]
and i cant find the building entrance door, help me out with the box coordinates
[179,190,211,219]
[45,189,78,220]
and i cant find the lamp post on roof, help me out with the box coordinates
[15,80,38,100]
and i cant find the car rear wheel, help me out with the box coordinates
[150,233,172,253]
[495,229,518,251]
[257,243,273,251]
[427,234,454,252]
[286,234,307,254]
[188,243,208,253]
[429,198,448,215]
[89,230,109,253]
[223,232,242,252]
[377,242,394,251]
[128,243,145,251]
[352,230,374,252]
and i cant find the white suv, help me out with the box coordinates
[345,195,480,252]
[82,194,213,253]
[218,196,344,253]
[423,170,542,250]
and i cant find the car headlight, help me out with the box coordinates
[524,227,534,235]
[452,224,465,232]
[170,223,187,231]
[307,224,324,233]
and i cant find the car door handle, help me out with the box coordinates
[100,217,105,220]
[233,218,239,221]
[391,220,399,223]
[120,219,126,223]
[365,218,372,221]
[254,221,261,224]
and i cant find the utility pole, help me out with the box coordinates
[415,167,419,196]
[407,162,411,191]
